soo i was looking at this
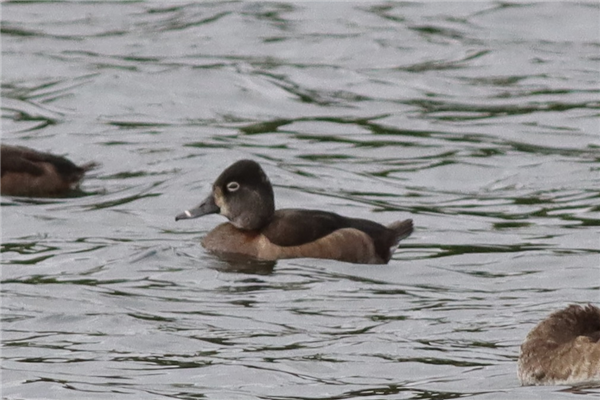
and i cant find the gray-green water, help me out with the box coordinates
[2,2,599,399]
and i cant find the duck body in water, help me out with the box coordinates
[518,304,600,386]
[1,145,96,197]
[176,159,413,264]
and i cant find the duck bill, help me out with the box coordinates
[175,193,220,221]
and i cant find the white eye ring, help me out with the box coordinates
[226,181,240,192]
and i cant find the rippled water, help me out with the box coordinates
[2,2,599,399]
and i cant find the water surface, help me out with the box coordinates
[2,2,599,399]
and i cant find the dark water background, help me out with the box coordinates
[2,2,599,399]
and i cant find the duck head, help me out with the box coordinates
[176,159,275,231]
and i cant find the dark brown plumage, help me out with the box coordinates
[176,159,413,264]
[1,145,96,197]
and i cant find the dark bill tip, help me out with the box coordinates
[175,209,196,221]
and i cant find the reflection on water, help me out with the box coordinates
[2,2,599,399]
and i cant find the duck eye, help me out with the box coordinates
[226,181,240,192]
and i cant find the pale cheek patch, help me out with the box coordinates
[214,188,229,217]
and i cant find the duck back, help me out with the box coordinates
[518,304,600,385]
[1,145,96,197]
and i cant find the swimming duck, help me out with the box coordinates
[518,304,600,385]
[176,159,413,264]
[1,144,96,197]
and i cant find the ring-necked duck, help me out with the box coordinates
[518,304,600,386]
[1,144,96,197]
[176,159,413,264]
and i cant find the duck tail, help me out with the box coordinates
[387,219,413,245]
[67,161,99,185]
[80,161,100,172]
